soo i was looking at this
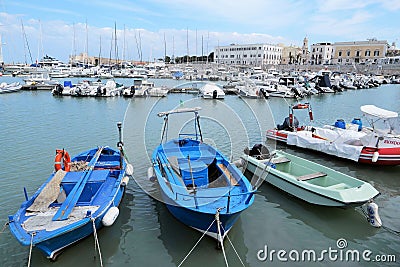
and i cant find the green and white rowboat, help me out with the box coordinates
[241,148,379,207]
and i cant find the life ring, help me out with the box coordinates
[54,149,71,172]
[293,104,309,109]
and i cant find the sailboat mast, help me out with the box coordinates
[186,27,189,65]
[21,20,33,65]
[114,22,118,66]
[164,32,166,62]
[98,35,102,66]
[85,19,88,67]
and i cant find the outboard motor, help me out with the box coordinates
[52,84,63,96]
[277,116,299,131]
[249,144,270,160]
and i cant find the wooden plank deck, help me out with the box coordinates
[297,172,327,181]
[218,164,238,186]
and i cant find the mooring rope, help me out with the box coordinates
[0,221,9,233]
[91,218,104,267]
[215,209,229,267]
[27,232,35,267]
[220,224,246,267]
[178,218,216,267]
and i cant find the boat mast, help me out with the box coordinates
[186,27,189,65]
[0,34,3,65]
[164,32,166,63]
[114,21,118,66]
[21,20,33,65]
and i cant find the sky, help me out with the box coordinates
[0,0,399,64]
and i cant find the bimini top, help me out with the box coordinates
[360,105,398,119]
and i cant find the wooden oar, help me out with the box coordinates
[52,147,104,221]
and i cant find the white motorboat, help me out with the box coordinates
[199,83,225,99]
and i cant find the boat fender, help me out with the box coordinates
[121,176,129,187]
[102,207,119,227]
[148,167,156,182]
[125,163,134,176]
[371,151,379,163]
[367,201,382,228]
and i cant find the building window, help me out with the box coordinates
[374,50,380,56]
[338,51,342,57]
[365,50,371,56]
[347,51,350,57]
[356,51,360,57]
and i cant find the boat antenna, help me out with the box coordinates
[195,111,203,142]
[117,122,124,169]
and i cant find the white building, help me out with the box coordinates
[214,43,282,67]
[310,42,333,65]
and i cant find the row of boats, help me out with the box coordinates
[1,64,397,99]
[7,105,389,261]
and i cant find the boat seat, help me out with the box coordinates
[326,183,348,190]
[217,163,239,186]
[272,157,291,164]
[297,172,327,181]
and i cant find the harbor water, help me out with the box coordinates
[0,76,399,266]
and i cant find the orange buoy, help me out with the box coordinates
[54,149,71,172]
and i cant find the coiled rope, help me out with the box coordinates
[178,218,216,267]
[91,218,104,267]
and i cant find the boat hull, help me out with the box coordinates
[266,129,400,166]
[165,201,240,241]
[8,146,128,260]
[242,152,379,207]
[152,138,254,243]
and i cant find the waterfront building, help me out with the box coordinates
[310,42,333,65]
[280,44,302,65]
[214,43,282,67]
[69,53,132,67]
[387,42,400,57]
[332,38,388,65]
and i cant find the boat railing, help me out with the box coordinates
[174,190,254,213]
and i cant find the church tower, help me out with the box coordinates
[301,36,309,65]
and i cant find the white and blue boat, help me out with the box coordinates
[8,123,133,260]
[150,107,255,244]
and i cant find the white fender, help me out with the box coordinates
[102,206,119,227]
[371,151,379,163]
[367,201,382,228]
[148,167,156,182]
[121,176,129,186]
[125,163,134,176]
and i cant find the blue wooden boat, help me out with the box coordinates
[151,107,255,244]
[8,123,133,260]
